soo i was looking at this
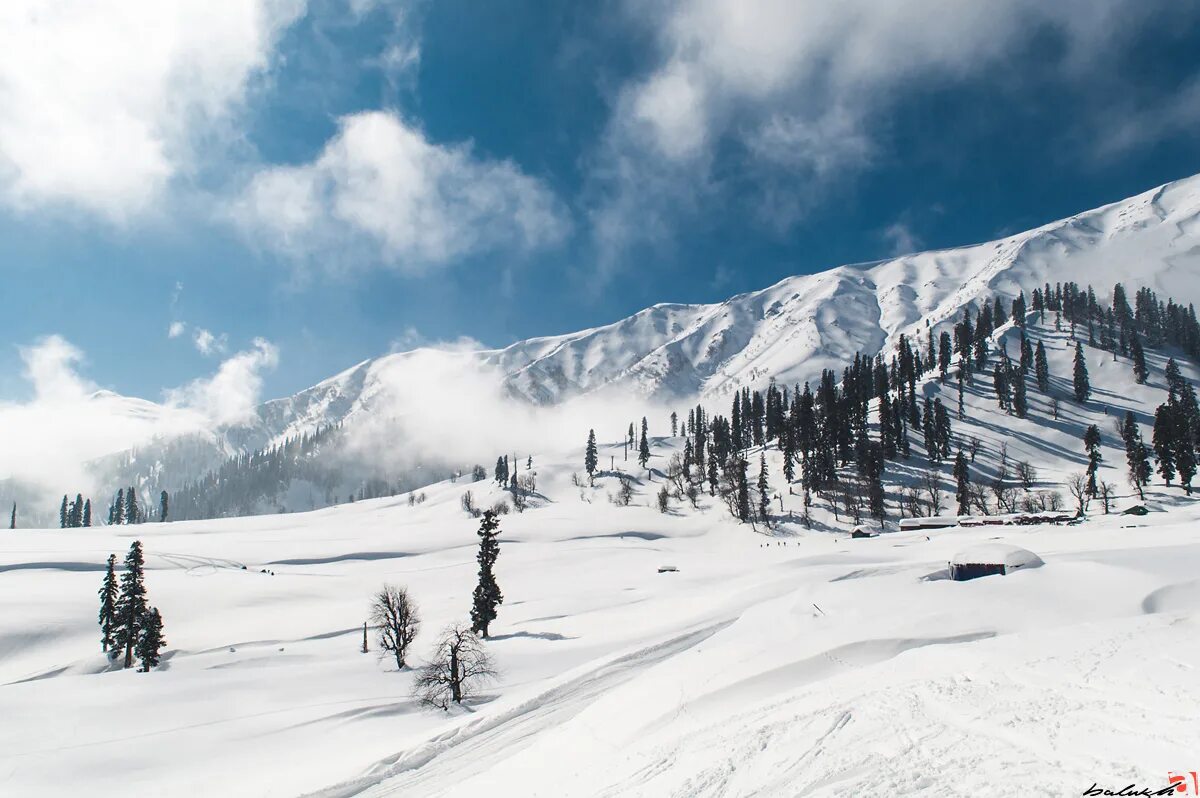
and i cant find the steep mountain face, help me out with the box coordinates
[243,173,1200,447]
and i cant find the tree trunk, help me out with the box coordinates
[449,647,461,704]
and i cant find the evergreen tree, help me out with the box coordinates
[584,429,598,482]
[82,499,91,527]
[735,457,750,522]
[757,454,770,526]
[953,450,971,515]
[1083,425,1102,496]
[638,417,651,471]
[1153,403,1177,486]
[159,491,169,523]
[113,541,148,668]
[71,493,84,528]
[1012,366,1028,418]
[1130,333,1148,384]
[670,411,678,437]
[135,607,166,672]
[60,495,68,529]
[469,511,503,638]
[8,502,14,529]
[111,488,124,525]
[1121,411,1152,501]
[125,486,139,525]
[1073,343,1091,403]
[706,451,719,496]
[495,457,506,486]
[1034,342,1050,392]
[98,554,118,653]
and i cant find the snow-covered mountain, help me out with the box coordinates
[240,173,1200,447]
[13,173,1197,523]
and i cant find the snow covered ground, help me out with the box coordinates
[2,412,1199,796]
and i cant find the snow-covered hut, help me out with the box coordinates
[949,543,1043,581]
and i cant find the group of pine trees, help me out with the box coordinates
[59,494,92,528]
[97,541,166,671]
[586,280,1200,525]
[53,489,168,528]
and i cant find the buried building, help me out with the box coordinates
[949,543,1044,581]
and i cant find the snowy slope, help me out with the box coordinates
[2,388,1198,797]
[242,173,1200,448]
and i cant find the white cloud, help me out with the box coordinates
[166,338,279,425]
[168,321,187,339]
[232,111,570,271]
[193,328,228,356]
[883,222,923,257]
[0,335,280,509]
[0,0,305,221]
[592,0,1180,260]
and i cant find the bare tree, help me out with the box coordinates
[1097,481,1115,514]
[685,484,699,509]
[1015,461,1036,491]
[666,454,687,496]
[967,436,982,463]
[968,482,990,515]
[1051,397,1060,420]
[991,481,1019,514]
[370,585,421,670]
[1066,473,1089,516]
[922,469,944,515]
[900,485,924,518]
[460,490,479,517]
[413,625,496,710]
[656,485,671,513]
[1046,490,1064,511]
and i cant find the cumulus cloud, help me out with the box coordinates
[337,346,669,478]
[232,111,570,271]
[0,0,305,221]
[165,338,280,426]
[192,328,228,356]
[0,335,280,512]
[591,0,1191,262]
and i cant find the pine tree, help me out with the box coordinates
[953,450,970,515]
[82,499,91,527]
[707,451,719,497]
[735,458,750,522]
[670,411,678,437]
[125,486,140,525]
[1083,425,1102,496]
[111,488,124,525]
[71,493,84,528]
[757,454,770,526]
[1073,343,1090,403]
[159,491,169,523]
[1121,411,1151,501]
[638,417,651,471]
[1153,403,1177,486]
[60,495,68,529]
[584,429,598,483]
[469,511,503,638]
[1130,333,1148,384]
[113,541,148,668]
[98,554,118,653]
[135,607,166,671]
[1012,366,1027,418]
[8,502,14,529]
[1034,342,1050,392]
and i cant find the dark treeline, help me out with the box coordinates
[604,280,1199,527]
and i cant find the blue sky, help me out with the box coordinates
[2,0,1200,404]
